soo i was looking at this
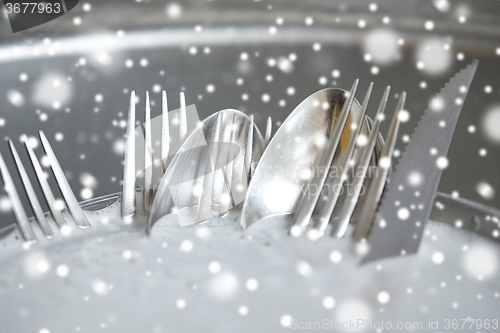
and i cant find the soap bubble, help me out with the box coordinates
[91,279,109,296]
[323,296,335,309]
[363,29,400,65]
[481,105,500,144]
[335,299,372,332]
[7,90,25,107]
[79,172,98,189]
[281,314,293,327]
[209,272,239,299]
[433,0,451,12]
[432,252,445,264]
[377,291,390,304]
[397,208,410,220]
[295,260,313,277]
[167,3,182,18]
[416,38,452,75]
[476,181,495,199]
[33,72,73,109]
[463,245,498,278]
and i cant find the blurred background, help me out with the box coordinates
[0,0,499,229]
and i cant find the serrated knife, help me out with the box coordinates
[361,60,479,263]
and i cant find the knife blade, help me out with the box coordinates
[361,60,478,263]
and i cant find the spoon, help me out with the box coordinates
[240,81,386,231]
[147,109,265,233]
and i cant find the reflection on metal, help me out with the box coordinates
[8,140,53,238]
[354,92,406,242]
[241,84,385,230]
[147,109,265,233]
[0,131,93,242]
[0,152,36,243]
[291,80,359,236]
[332,85,391,237]
[197,112,223,222]
[161,91,170,174]
[314,83,373,237]
[264,116,272,147]
[121,91,136,218]
[179,92,187,143]
[121,90,199,216]
[24,136,67,230]
[40,131,90,229]
[144,91,153,211]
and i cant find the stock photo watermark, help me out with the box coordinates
[3,0,79,32]
[289,318,499,330]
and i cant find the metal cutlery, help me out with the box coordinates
[0,61,485,265]
[121,91,137,218]
[240,80,399,237]
[119,88,271,231]
[289,80,362,236]
[147,109,267,232]
[241,61,479,263]
[121,89,190,218]
[0,88,194,242]
[329,87,403,238]
[360,60,479,263]
[0,132,89,243]
[8,138,53,239]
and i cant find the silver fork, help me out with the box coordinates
[283,80,406,239]
[0,132,90,243]
[121,90,191,217]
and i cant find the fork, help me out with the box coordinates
[237,79,405,239]
[0,89,197,242]
[121,90,190,217]
[291,80,406,239]
[0,132,90,243]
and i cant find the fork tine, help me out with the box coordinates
[24,136,66,229]
[221,113,237,213]
[264,116,272,147]
[197,111,223,222]
[144,91,153,211]
[244,115,254,179]
[122,91,136,218]
[8,139,53,238]
[290,79,359,237]
[353,92,406,242]
[161,90,170,174]
[331,86,391,237]
[0,152,36,243]
[39,131,91,229]
[315,83,374,237]
[179,92,187,143]
[213,114,232,216]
